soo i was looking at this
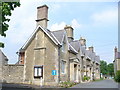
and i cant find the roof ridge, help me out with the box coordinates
[72,40,79,42]
[51,29,64,32]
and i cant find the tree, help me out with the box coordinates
[100,60,108,75]
[0,2,20,47]
[107,63,114,77]
[114,70,120,83]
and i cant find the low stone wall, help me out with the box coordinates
[2,64,24,83]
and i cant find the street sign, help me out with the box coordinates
[52,70,57,75]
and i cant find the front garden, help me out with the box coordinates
[59,81,79,88]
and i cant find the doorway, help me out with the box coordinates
[74,64,77,81]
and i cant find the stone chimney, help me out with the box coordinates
[36,5,49,29]
[114,46,117,59]
[64,25,74,42]
[79,37,86,47]
[88,46,94,52]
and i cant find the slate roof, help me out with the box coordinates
[86,50,92,60]
[80,46,86,56]
[52,30,65,44]
[19,25,100,64]
[70,40,81,52]
[95,56,100,64]
[91,52,96,61]
[69,40,99,62]
[86,50,97,62]
[46,29,60,45]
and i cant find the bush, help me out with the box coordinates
[83,75,90,81]
[114,70,120,83]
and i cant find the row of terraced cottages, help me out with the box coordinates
[17,5,100,86]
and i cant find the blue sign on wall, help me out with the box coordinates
[52,70,57,75]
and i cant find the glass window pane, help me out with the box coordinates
[61,61,65,73]
[34,68,37,76]
[38,68,42,76]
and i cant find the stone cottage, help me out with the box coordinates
[17,5,100,86]
[113,47,120,75]
[1,5,100,86]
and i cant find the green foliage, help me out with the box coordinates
[114,70,120,83]
[59,81,78,88]
[82,75,90,81]
[0,2,20,47]
[107,63,114,77]
[100,60,108,75]
[100,60,114,77]
[0,42,4,48]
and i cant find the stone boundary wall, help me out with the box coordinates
[2,64,24,83]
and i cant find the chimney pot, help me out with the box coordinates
[64,25,74,42]
[88,46,94,52]
[79,37,86,47]
[114,46,117,59]
[36,5,49,29]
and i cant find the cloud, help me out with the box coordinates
[1,0,39,64]
[50,22,66,31]
[5,0,38,45]
[50,19,82,31]
[91,9,118,25]
[71,19,82,28]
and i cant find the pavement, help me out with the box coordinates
[71,79,118,88]
[1,83,60,90]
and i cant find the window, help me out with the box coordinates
[61,44,65,52]
[34,65,43,78]
[61,60,66,74]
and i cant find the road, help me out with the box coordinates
[1,79,119,90]
[71,79,119,88]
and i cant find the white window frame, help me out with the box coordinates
[34,65,43,78]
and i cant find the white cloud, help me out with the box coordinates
[5,0,38,45]
[50,22,66,31]
[71,19,82,28]
[50,19,82,31]
[91,9,118,25]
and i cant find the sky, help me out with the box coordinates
[0,0,118,64]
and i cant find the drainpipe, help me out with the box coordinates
[93,61,95,81]
[58,46,61,84]
[68,52,70,81]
